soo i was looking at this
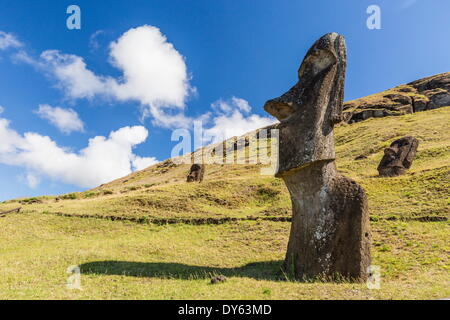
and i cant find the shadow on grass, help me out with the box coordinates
[80,260,286,281]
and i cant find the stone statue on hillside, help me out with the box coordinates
[187,164,205,182]
[377,136,419,177]
[264,33,371,281]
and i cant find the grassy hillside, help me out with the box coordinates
[4,106,448,222]
[0,107,449,299]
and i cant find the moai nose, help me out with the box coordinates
[263,98,296,121]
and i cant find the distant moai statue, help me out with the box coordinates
[264,33,371,281]
[187,164,205,182]
[377,136,419,176]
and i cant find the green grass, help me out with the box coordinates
[0,213,448,299]
[0,107,449,299]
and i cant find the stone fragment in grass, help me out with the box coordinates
[210,275,227,284]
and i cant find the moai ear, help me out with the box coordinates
[326,35,347,125]
[299,33,347,125]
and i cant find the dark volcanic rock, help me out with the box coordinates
[187,164,205,182]
[377,136,419,177]
[263,33,371,281]
[210,275,227,284]
[343,72,450,123]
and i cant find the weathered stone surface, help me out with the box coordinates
[187,164,205,182]
[264,33,345,173]
[264,33,371,281]
[412,98,428,112]
[282,162,371,280]
[377,136,419,177]
[343,72,450,123]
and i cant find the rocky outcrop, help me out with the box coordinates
[264,33,371,281]
[378,136,419,177]
[343,72,450,123]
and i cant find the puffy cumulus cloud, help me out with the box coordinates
[0,118,22,154]
[35,104,85,134]
[204,97,276,143]
[109,26,190,111]
[39,50,110,99]
[0,118,158,188]
[0,31,22,50]
[25,25,192,128]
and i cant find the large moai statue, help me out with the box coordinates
[264,33,371,281]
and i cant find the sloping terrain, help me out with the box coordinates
[3,107,448,222]
[0,106,448,299]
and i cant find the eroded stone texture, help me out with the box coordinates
[377,136,419,177]
[187,164,205,182]
[343,72,450,123]
[263,33,371,281]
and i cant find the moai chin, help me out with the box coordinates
[264,33,371,281]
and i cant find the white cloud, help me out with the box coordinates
[0,117,158,188]
[89,30,104,51]
[0,106,4,114]
[211,97,252,114]
[0,118,22,154]
[25,173,39,189]
[24,25,193,128]
[132,155,158,171]
[230,97,251,113]
[0,31,22,50]
[204,97,275,143]
[35,104,85,134]
[40,50,110,99]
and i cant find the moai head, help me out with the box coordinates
[264,33,347,177]
[378,136,419,176]
[187,163,205,182]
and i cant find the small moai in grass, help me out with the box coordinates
[377,136,419,177]
[263,33,371,281]
[187,164,205,182]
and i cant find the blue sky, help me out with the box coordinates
[0,0,449,200]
